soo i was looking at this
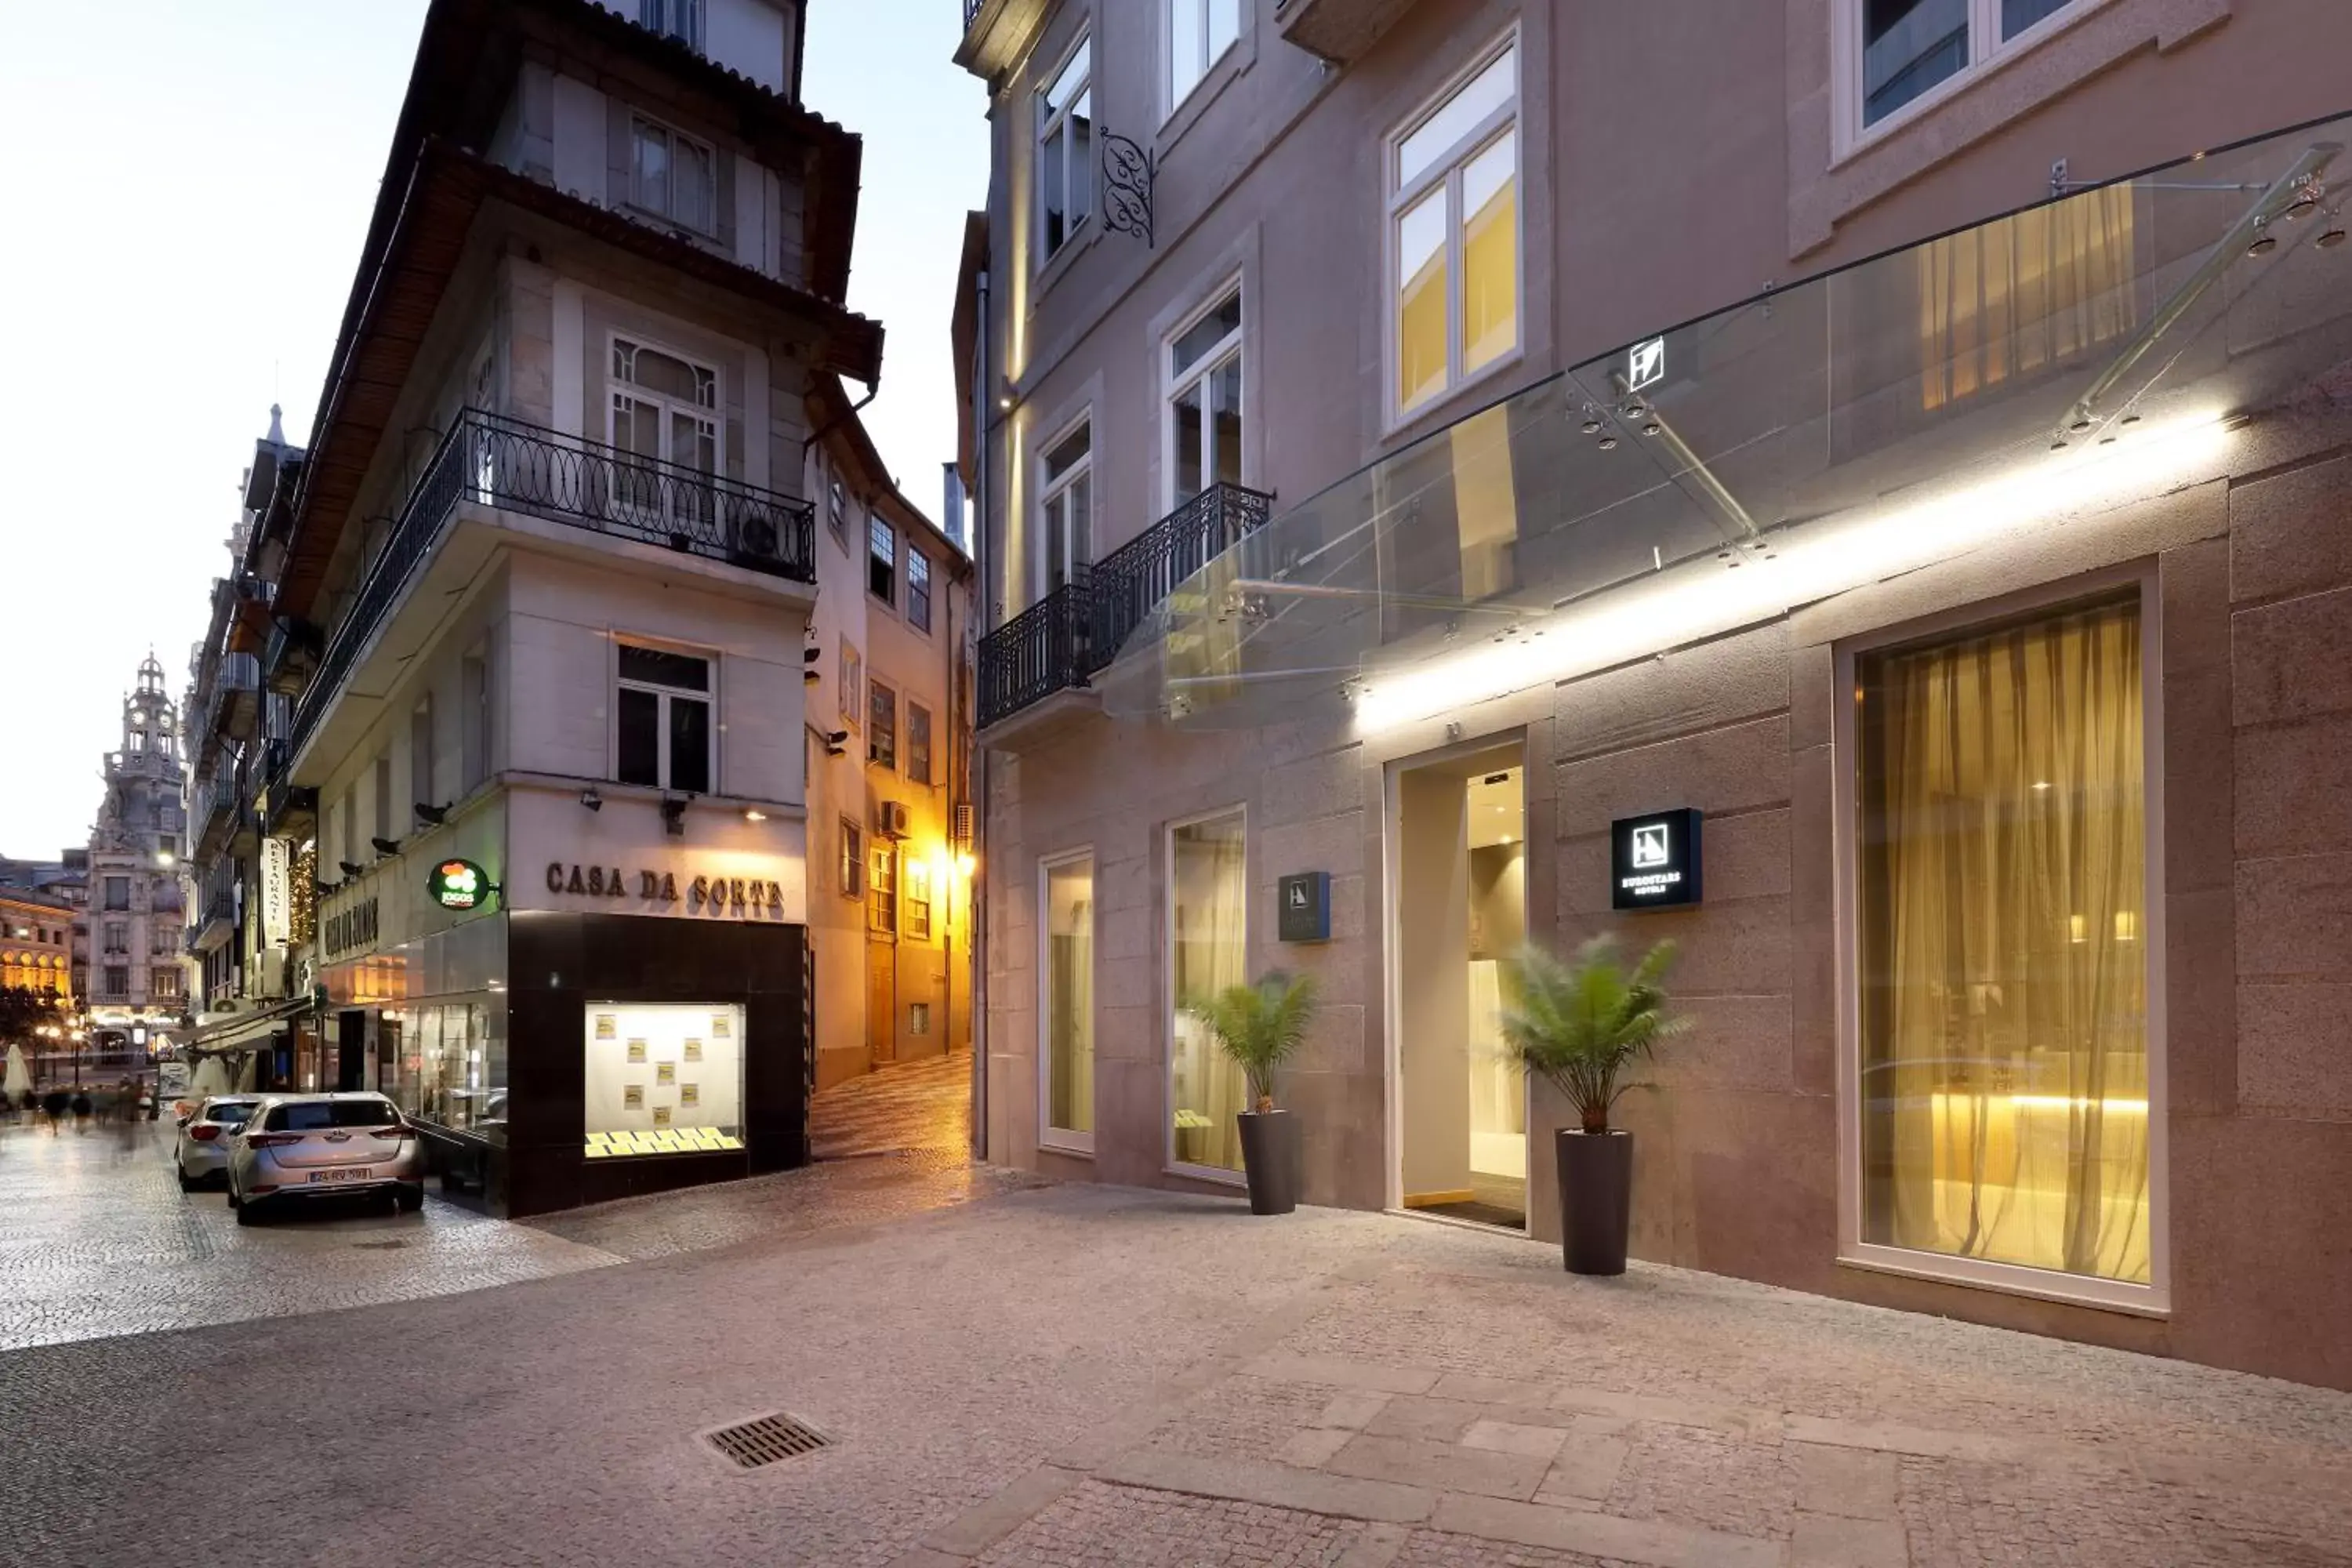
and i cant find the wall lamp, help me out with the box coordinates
[743,808,769,824]
[337,861,367,880]
[579,787,603,812]
[824,729,849,757]
[659,796,688,837]
[803,645,822,684]
[371,837,401,858]
[414,802,449,827]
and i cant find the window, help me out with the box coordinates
[583,1002,742,1159]
[616,644,713,794]
[829,478,848,545]
[1036,37,1093,263]
[129,731,146,753]
[839,818,864,898]
[868,679,898,770]
[1168,808,1247,1174]
[460,652,490,793]
[909,1002,932,1036]
[908,550,933,634]
[1848,590,2157,1298]
[906,858,934,942]
[1166,290,1243,509]
[1390,38,1519,417]
[840,640,862,728]
[907,702,934,787]
[103,922,126,955]
[1914,184,2137,412]
[103,877,129,912]
[637,0,705,50]
[103,965,128,996]
[152,970,181,1000]
[1167,0,1240,109]
[630,115,716,233]
[608,339,719,531]
[411,696,435,821]
[1038,419,1093,601]
[1042,851,1095,1149]
[869,843,898,934]
[869,517,897,605]
[1849,0,2092,134]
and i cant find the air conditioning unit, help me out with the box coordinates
[876,800,911,840]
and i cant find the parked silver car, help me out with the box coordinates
[174,1095,262,1190]
[227,1094,425,1225]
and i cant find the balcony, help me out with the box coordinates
[1274,0,1419,63]
[978,482,1271,731]
[212,652,262,740]
[955,0,1049,82]
[287,409,817,769]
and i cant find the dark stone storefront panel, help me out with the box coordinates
[499,911,810,1218]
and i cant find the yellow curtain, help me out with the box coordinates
[1171,812,1249,1171]
[1859,597,2150,1283]
[1047,862,1094,1135]
[1918,184,2137,411]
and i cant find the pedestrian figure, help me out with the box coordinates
[42,1089,67,1134]
[70,1091,92,1133]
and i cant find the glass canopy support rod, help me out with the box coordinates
[1607,370,1764,547]
[1227,578,1541,619]
[2061,141,2340,437]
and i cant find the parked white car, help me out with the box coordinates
[174,1096,262,1191]
[227,1094,425,1225]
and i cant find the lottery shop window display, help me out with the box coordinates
[583,1003,746,1159]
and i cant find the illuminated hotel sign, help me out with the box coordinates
[1611,809,1702,910]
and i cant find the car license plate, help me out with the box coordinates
[308,1169,372,1184]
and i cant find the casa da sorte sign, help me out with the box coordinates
[543,861,789,917]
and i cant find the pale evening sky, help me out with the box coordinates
[0,0,986,859]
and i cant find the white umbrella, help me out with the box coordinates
[188,1056,228,1099]
[2,1044,28,1100]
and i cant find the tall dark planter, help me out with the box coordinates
[1235,1109,1300,1215]
[1555,1128,1633,1275]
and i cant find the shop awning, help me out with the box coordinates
[1097,112,2352,732]
[194,998,312,1054]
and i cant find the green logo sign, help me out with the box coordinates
[428,858,493,911]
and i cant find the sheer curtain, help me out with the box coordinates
[1859,596,2151,1283]
[1917,183,2137,412]
[1047,862,1095,1136]
[1171,812,1249,1171]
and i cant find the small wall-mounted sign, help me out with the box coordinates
[1628,335,1666,393]
[1278,871,1331,943]
[1611,809,1702,910]
[427,858,495,913]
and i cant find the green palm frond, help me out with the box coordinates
[1196,970,1321,1110]
[1497,935,1685,1133]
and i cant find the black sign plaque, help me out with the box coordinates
[1278,871,1331,942]
[1610,809,1703,910]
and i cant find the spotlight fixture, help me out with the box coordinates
[2248,218,2278,256]
[803,644,822,684]
[579,787,603,812]
[2069,416,2093,433]
[1642,422,1663,437]
[1620,401,1646,419]
[337,861,367,879]
[1596,435,1619,450]
[824,728,850,757]
[414,802,449,827]
[370,837,401,858]
[2320,224,2348,249]
[659,796,688,837]
[743,808,768,823]
[1580,418,1603,434]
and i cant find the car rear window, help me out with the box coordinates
[207,1102,258,1125]
[264,1100,404,1131]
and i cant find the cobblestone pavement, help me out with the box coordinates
[4,1168,2350,1566]
[0,1116,617,1350]
[811,1046,974,1161]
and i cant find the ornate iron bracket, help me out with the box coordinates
[1101,131,1156,249]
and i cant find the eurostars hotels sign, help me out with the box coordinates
[427,858,494,912]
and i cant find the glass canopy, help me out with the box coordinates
[1098,112,2352,731]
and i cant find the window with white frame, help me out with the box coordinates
[869,678,898,770]
[906,702,934,787]
[1390,38,1519,418]
[908,550,933,634]
[608,338,720,528]
[1037,418,1092,601]
[639,0,704,50]
[840,640,862,728]
[1036,37,1093,263]
[1847,0,2090,136]
[829,478,848,544]
[1167,0,1240,111]
[1165,289,1242,509]
[869,843,898,934]
[869,516,897,605]
[905,858,934,942]
[839,817,864,898]
[630,115,717,234]
[615,643,713,794]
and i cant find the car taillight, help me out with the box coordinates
[245,1132,303,1148]
[375,1125,413,1140]
[191,1124,221,1142]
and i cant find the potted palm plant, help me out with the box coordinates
[1500,935,1686,1275]
[1199,970,1319,1214]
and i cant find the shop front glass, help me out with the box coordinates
[1168,811,1247,1173]
[388,996,509,1144]
[1856,592,2151,1283]
[583,1002,746,1159]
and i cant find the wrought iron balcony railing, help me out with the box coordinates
[977,481,1272,728]
[286,409,816,767]
[962,0,985,28]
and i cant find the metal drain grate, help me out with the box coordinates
[704,1412,832,1469]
